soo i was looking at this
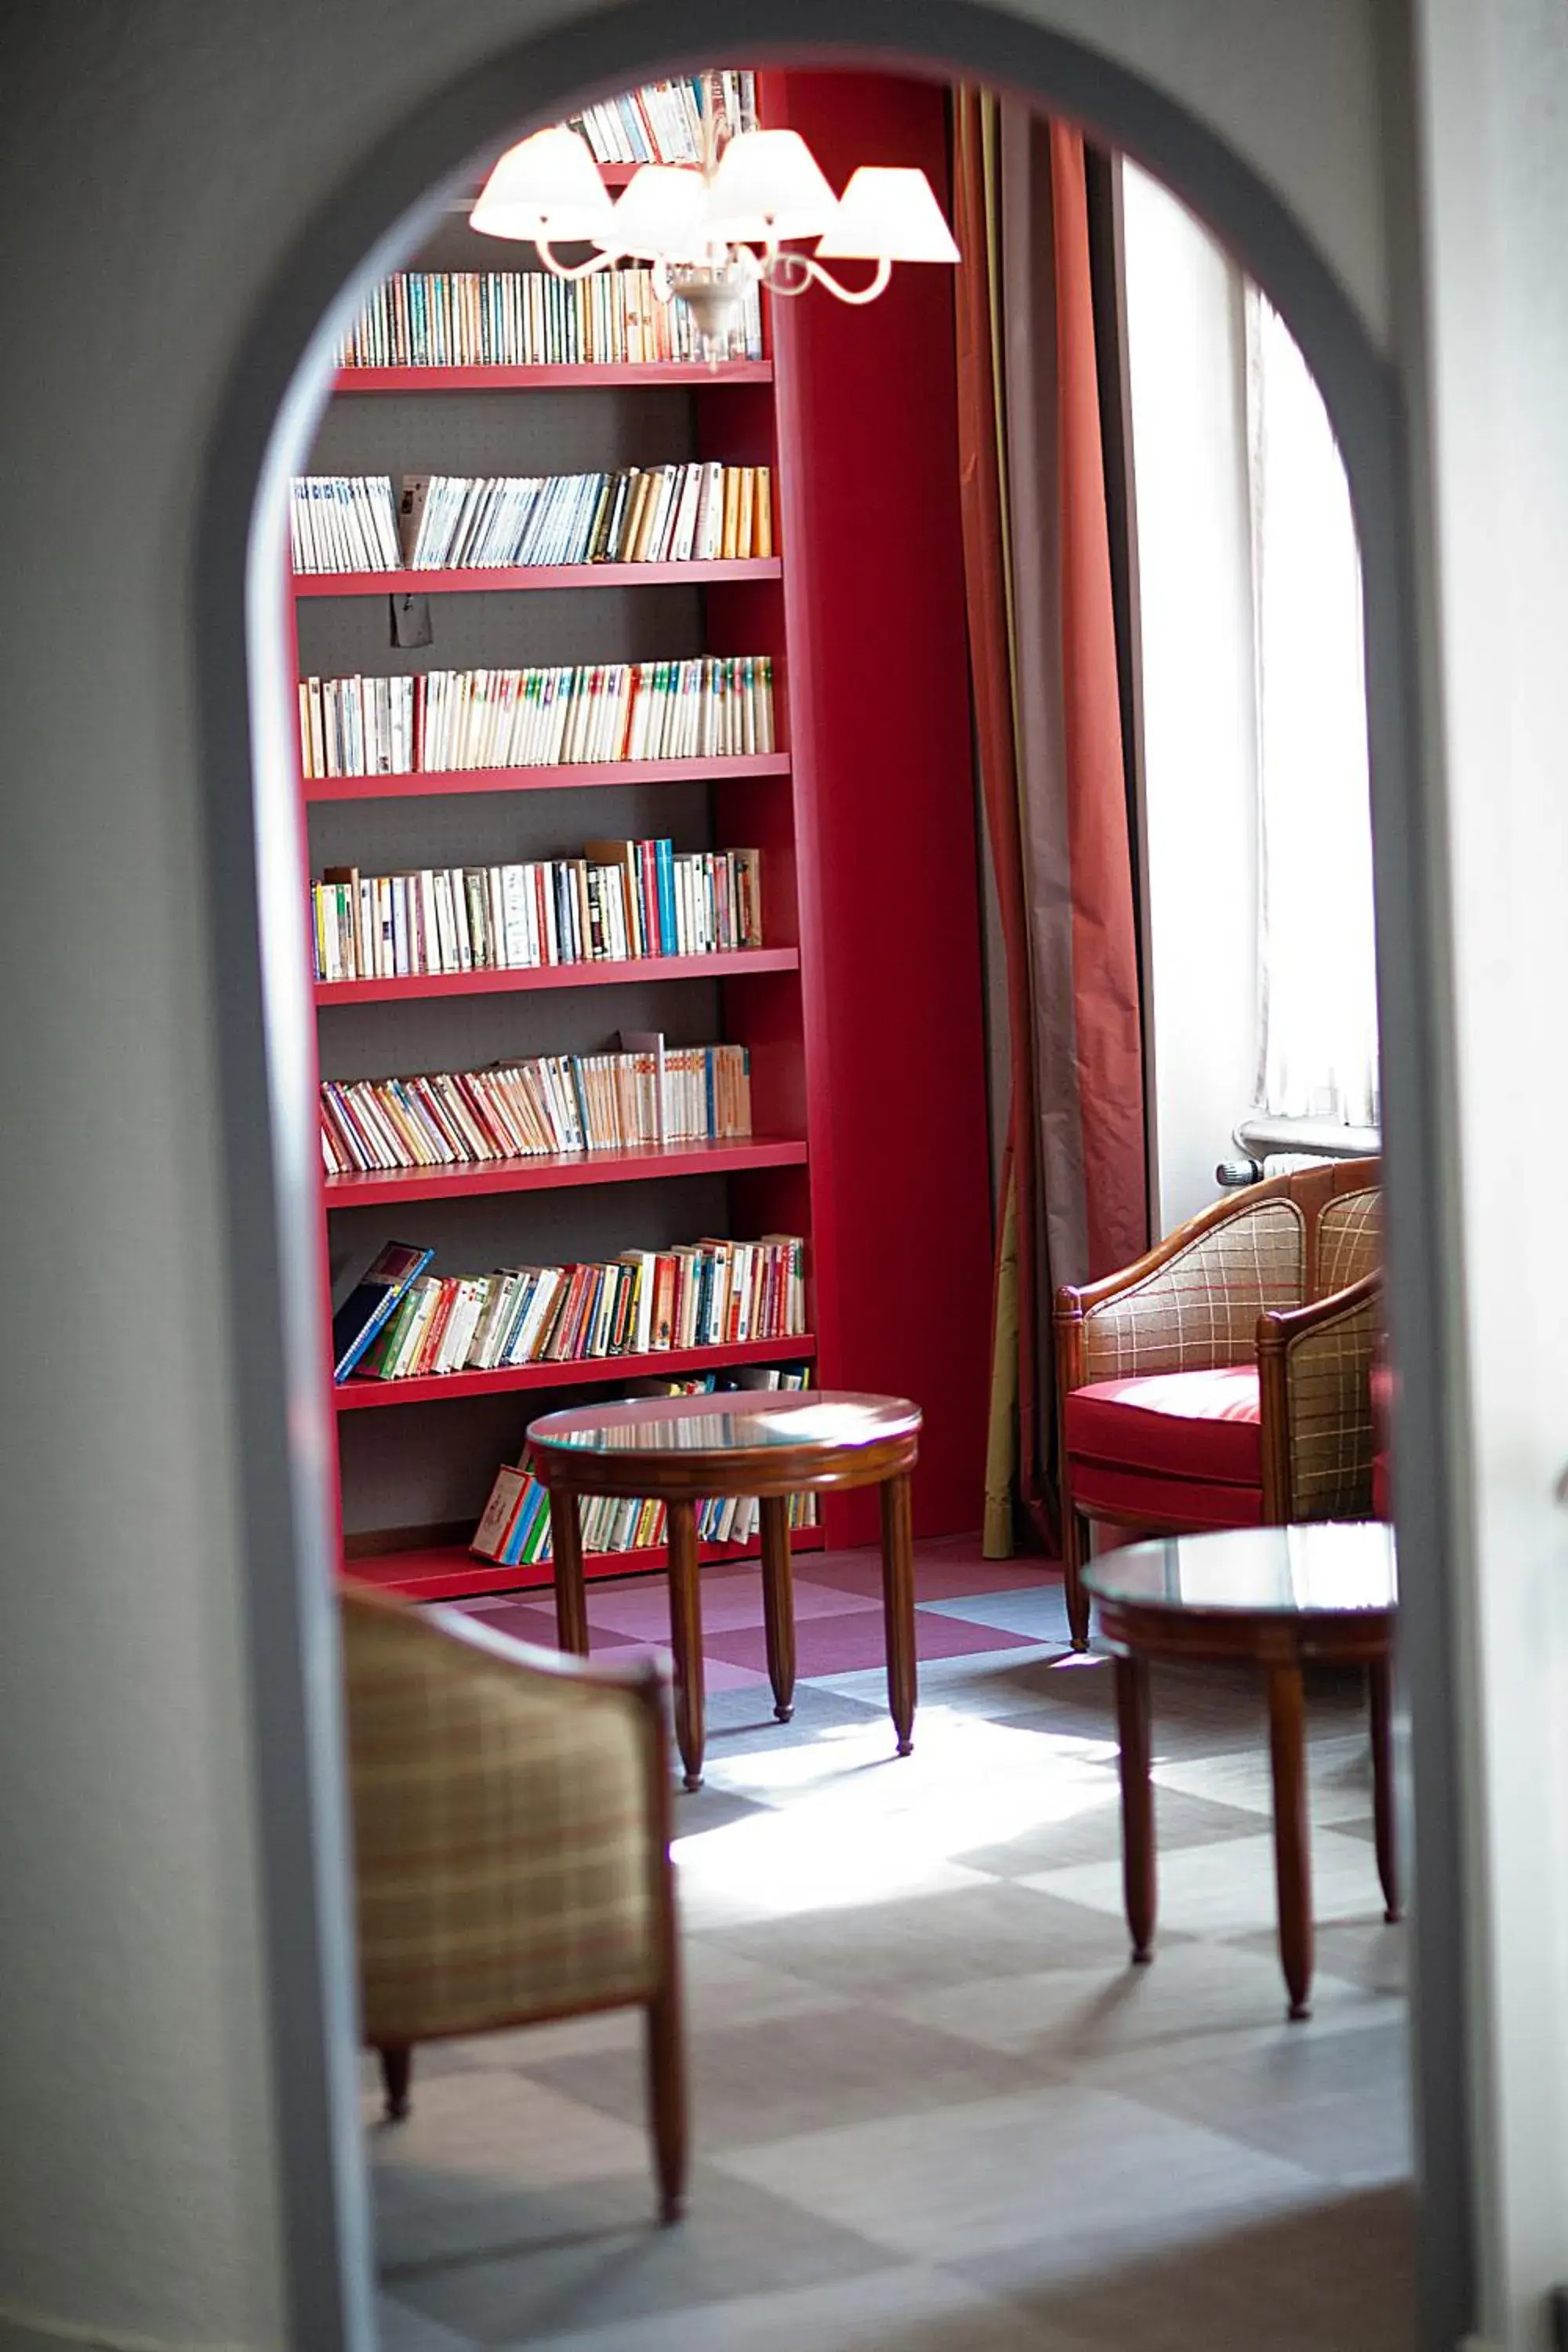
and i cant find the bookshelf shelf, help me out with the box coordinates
[334,1334,817,1411]
[292,558,782,599]
[332,361,773,394]
[302,753,791,803]
[314,947,798,1007]
[342,1523,826,1602]
[323,1135,808,1206]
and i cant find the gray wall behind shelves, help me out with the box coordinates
[316,967,728,1080]
[295,577,708,677]
[307,775,715,873]
[338,1390,538,1537]
[328,1168,733,1290]
[307,384,698,485]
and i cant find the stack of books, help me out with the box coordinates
[310,840,763,983]
[319,1038,753,1174]
[472,1370,818,1568]
[398,463,772,569]
[566,71,759,163]
[336,268,764,368]
[289,476,401,572]
[333,1233,808,1385]
[299,654,775,779]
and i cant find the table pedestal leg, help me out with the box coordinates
[550,1488,589,1657]
[1266,1661,1314,2020]
[666,1499,706,1791]
[1369,1653,1401,1923]
[759,1495,796,1723]
[1115,1652,1156,1963]
[879,1472,916,1756]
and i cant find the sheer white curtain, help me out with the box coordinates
[1245,288,1380,1127]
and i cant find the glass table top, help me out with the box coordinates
[528,1388,921,1457]
[1082,1522,1396,1616]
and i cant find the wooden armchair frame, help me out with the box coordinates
[341,1586,687,2224]
[1054,1160,1380,1649]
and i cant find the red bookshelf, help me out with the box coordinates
[332,361,772,394]
[344,1523,826,1602]
[335,1335,818,1412]
[292,558,781,598]
[314,947,798,1007]
[303,753,789,802]
[323,1134,808,1207]
[301,68,993,1601]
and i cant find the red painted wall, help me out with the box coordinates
[765,69,996,1542]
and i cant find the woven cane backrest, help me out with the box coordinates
[1080,1198,1306,1381]
[343,1593,656,2045]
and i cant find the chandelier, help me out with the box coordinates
[470,85,960,361]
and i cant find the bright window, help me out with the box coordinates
[1245,288,1380,1127]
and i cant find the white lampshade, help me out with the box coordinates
[702,129,840,244]
[604,163,708,260]
[470,125,614,243]
[815,167,960,263]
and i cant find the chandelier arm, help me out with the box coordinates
[797,256,895,306]
[758,249,817,299]
[535,238,617,283]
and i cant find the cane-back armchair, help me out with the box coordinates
[1054,1158,1381,1648]
[339,1583,687,2222]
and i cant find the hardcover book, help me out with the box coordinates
[332,1240,434,1382]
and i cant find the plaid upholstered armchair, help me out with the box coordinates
[339,1585,687,2222]
[1054,1159,1381,1649]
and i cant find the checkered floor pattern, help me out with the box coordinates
[368,1534,1414,2350]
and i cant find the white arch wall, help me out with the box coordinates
[1397,6,1568,2347]
[0,3,1563,2348]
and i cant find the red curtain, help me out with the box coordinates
[953,93,1148,1552]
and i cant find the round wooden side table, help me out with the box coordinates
[527,1389,922,1789]
[1083,1521,1399,2021]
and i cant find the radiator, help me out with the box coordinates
[1217,1113,1381,1189]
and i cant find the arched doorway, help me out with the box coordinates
[199,8,1468,2343]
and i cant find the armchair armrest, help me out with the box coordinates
[1256,1272,1381,1521]
[341,1585,674,2047]
[1055,1185,1308,1392]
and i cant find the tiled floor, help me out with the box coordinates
[368,1535,1414,2350]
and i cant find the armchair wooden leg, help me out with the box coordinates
[645,1985,688,2225]
[378,2043,413,2124]
[1062,1501,1091,1652]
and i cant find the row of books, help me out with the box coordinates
[401,463,773,572]
[335,1233,808,1384]
[565,72,759,164]
[289,476,402,574]
[336,268,764,370]
[473,1372,817,1566]
[475,1473,816,1567]
[290,464,774,573]
[310,842,764,984]
[299,655,777,779]
[319,1039,753,1176]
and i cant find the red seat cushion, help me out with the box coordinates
[1069,1458,1264,1532]
[1065,1367,1263,1488]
